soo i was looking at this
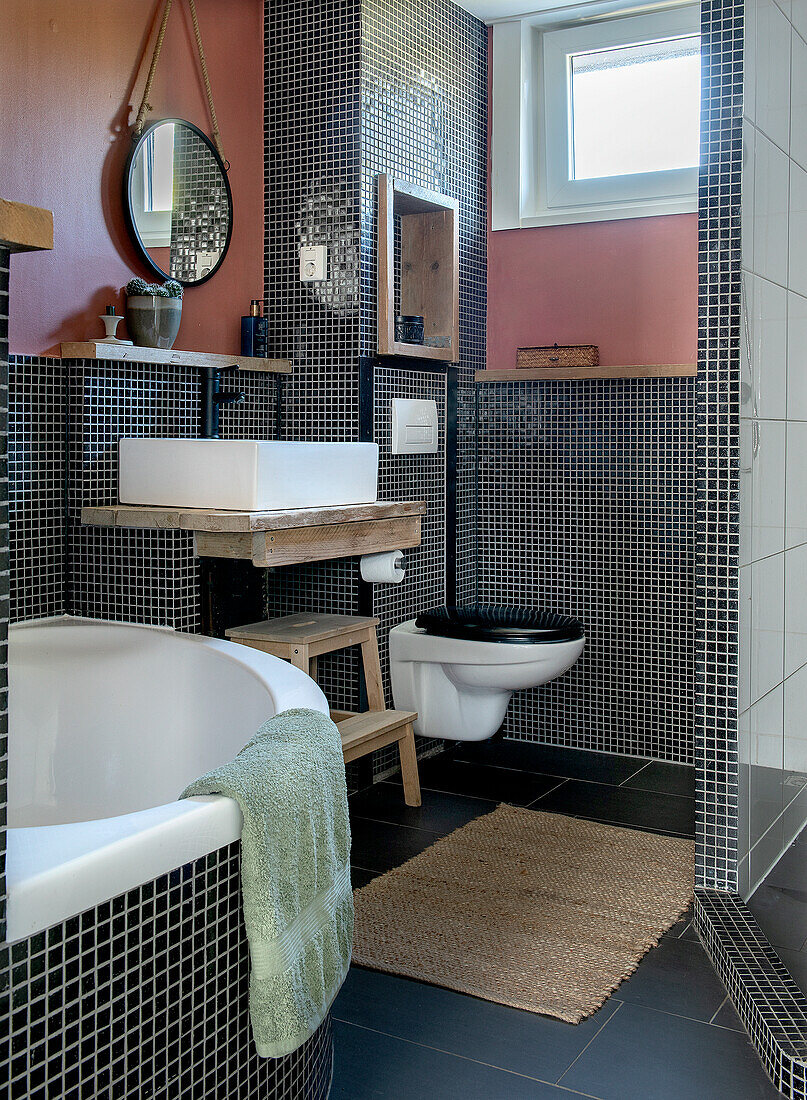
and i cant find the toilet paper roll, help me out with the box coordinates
[360,550,406,584]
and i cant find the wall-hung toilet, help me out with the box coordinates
[389,605,585,742]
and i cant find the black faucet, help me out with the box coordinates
[200,365,245,439]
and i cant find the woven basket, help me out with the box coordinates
[516,344,599,369]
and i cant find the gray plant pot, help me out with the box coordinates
[126,295,182,350]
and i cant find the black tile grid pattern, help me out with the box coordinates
[263,0,486,749]
[169,124,230,285]
[0,844,333,1100]
[340,748,783,1099]
[263,0,363,718]
[696,888,807,1099]
[0,248,9,942]
[696,0,744,892]
[8,356,66,622]
[476,377,695,764]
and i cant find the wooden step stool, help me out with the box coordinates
[226,613,422,806]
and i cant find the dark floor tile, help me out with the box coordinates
[622,761,696,798]
[349,818,441,874]
[560,1003,781,1100]
[612,937,727,1022]
[351,867,378,890]
[333,966,620,1084]
[711,997,746,1033]
[331,1020,576,1099]
[747,883,807,951]
[531,779,695,837]
[663,904,695,939]
[349,782,496,835]
[390,754,565,806]
[770,944,807,996]
[458,740,645,785]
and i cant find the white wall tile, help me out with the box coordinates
[751,551,786,702]
[740,418,755,566]
[789,161,807,294]
[785,543,807,673]
[757,0,793,148]
[754,132,790,284]
[791,28,807,168]
[786,420,807,545]
[751,418,786,559]
[740,563,753,712]
[746,0,759,123]
[792,0,807,41]
[785,662,807,772]
[786,290,807,418]
[751,275,788,417]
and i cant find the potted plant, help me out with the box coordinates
[125,278,183,349]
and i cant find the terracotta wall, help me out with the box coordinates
[486,24,698,371]
[2,0,264,355]
[487,215,699,369]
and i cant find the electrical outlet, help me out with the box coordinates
[299,245,328,282]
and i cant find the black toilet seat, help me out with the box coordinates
[414,604,585,645]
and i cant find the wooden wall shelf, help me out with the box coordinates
[0,198,53,253]
[82,500,425,569]
[377,174,459,363]
[475,364,697,383]
[60,342,292,374]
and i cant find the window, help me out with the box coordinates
[491,4,701,229]
[142,123,175,214]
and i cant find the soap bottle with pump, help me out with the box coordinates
[241,299,268,358]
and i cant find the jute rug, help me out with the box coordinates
[353,804,695,1023]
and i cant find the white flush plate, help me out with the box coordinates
[392,399,438,454]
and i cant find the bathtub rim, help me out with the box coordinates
[5,615,329,944]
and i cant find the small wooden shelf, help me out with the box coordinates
[60,342,292,374]
[377,174,459,363]
[475,364,697,383]
[0,198,54,253]
[81,500,426,569]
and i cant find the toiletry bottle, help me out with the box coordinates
[241,299,268,358]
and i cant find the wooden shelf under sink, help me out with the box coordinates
[81,500,426,569]
[60,342,292,374]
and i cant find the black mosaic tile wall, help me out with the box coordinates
[360,0,486,732]
[8,357,66,623]
[696,0,744,894]
[264,0,363,716]
[0,248,10,942]
[0,844,333,1100]
[263,0,487,733]
[476,378,696,764]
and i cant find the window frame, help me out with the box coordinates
[491,2,701,231]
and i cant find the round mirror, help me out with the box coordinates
[123,119,233,287]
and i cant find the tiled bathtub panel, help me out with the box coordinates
[477,377,695,764]
[0,844,333,1100]
[8,356,66,623]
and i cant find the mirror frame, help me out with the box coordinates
[123,118,234,288]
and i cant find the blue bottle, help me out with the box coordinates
[241,299,268,358]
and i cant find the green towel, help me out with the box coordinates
[181,707,353,1058]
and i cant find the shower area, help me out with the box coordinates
[695,0,807,1091]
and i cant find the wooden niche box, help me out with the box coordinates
[377,173,459,363]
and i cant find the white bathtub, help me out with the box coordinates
[5,616,329,942]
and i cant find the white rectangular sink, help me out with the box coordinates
[118,438,379,511]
